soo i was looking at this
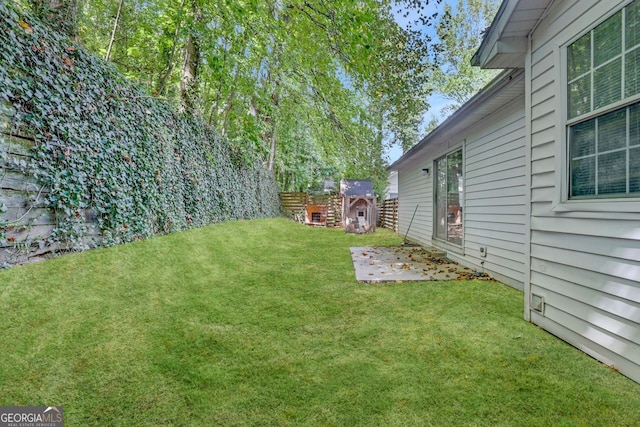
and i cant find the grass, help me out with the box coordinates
[0,218,638,426]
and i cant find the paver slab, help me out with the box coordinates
[350,246,487,284]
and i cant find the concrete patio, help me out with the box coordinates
[350,246,490,284]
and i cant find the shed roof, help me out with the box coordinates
[340,179,374,196]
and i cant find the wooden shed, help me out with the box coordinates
[340,179,376,233]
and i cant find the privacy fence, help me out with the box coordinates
[0,3,281,267]
[280,192,341,227]
[280,192,398,232]
[378,198,399,232]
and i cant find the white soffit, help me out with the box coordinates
[473,0,552,69]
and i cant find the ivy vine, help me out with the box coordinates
[0,2,281,265]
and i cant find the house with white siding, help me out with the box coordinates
[390,0,640,384]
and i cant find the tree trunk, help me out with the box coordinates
[157,0,186,96]
[266,81,280,172]
[220,91,235,137]
[211,37,229,119]
[264,0,284,172]
[180,0,202,114]
[220,69,240,136]
[266,119,278,172]
[104,0,124,61]
[180,36,199,113]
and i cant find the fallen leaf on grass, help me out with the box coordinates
[19,20,33,34]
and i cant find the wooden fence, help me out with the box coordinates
[308,194,341,227]
[280,192,341,227]
[280,192,398,231]
[280,192,307,221]
[1,116,99,266]
[378,198,398,232]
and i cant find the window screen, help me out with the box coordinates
[567,1,640,198]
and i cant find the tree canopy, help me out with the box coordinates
[424,0,500,132]
[20,0,498,194]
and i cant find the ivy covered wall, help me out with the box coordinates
[0,3,281,267]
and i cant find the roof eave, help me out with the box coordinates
[473,37,528,69]
[388,69,524,171]
[471,0,513,68]
[473,0,554,69]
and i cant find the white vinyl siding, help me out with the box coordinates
[464,96,527,288]
[529,0,640,383]
[397,155,433,248]
[395,80,527,290]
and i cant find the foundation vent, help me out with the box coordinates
[531,294,545,314]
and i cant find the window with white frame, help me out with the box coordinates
[567,0,640,198]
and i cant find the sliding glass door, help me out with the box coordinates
[434,148,463,245]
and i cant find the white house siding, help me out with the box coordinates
[396,74,527,290]
[529,0,640,382]
[397,150,436,248]
[464,95,527,290]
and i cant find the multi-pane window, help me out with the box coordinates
[567,0,640,198]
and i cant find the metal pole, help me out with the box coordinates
[403,204,419,245]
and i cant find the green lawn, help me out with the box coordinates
[1,218,638,426]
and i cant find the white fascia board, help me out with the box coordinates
[472,0,520,67]
[482,37,529,68]
[388,69,524,171]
